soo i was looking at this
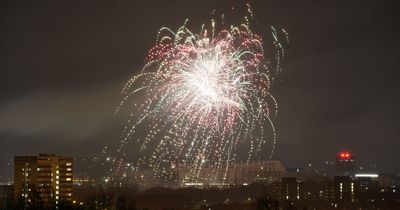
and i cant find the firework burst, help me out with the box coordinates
[116,14,285,183]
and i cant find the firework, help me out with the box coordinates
[116,13,284,183]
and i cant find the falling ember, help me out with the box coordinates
[116,11,286,183]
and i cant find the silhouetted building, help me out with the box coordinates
[335,151,355,176]
[379,173,398,188]
[322,180,334,201]
[323,176,356,204]
[334,176,355,203]
[353,173,381,205]
[282,177,304,201]
[14,154,73,208]
[355,174,380,193]
[0,184,13,209]
[272,177,304,202]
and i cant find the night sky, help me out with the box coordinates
[0,0,399,179]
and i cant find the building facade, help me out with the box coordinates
[179,160,286,188]
[333,176,355,203]
[272,177,304,202]
[323,175,356,208]
[14,154,73,208]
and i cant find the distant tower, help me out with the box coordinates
[335,151,355,176]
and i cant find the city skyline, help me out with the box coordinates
[0,0,399,180]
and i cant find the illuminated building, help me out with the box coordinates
[178,161,286,188]
[334,176,355,203]
[14,154,73,208]
[355,174,379,192]
[335,151,355,176]
[323,176,356,204]
[272,177,304,202]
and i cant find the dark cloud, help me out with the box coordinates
[0,84,119,140]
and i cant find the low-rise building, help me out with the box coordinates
[179,160,286,188]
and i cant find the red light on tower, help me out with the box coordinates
[336,151,355,176]
[338,151,352,160]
